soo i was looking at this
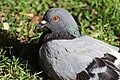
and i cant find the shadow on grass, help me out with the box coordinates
[0,29,50,80]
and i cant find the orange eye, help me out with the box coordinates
[53,16,59,22]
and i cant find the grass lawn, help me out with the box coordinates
[0,0,120,79]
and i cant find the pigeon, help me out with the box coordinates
[35,8,120,80]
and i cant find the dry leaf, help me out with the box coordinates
[17,36,29,44]
[3,22,10,30]
[91,9,97,15]
[90,26,95,30]
[104,37,108,41]
[25,13,34,18]
[30,16,43,23]
[1,16,6,21]
[19,12,34,18]
[27,15,43,26]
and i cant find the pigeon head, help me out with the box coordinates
[36,8,81,41]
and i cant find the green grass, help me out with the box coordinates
[0,0,120,79]
[0,48,42,80]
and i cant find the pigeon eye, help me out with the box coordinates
[53,16,59,22]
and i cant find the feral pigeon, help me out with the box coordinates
[35,8,120,80]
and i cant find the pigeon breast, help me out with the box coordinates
[39,35,120,80]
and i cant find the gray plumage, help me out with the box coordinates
[36,8,120,80]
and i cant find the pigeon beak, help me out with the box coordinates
[35,20,47,29]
